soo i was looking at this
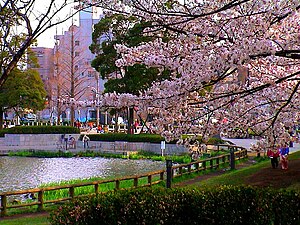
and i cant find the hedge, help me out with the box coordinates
[81,133,167,143]
[50,186,300,225]
[80,133,224,145]
[0,126,80,137]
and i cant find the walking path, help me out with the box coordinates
[224,138,300,154]
[175,138,300,188]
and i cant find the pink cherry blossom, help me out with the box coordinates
[87,0,300,149]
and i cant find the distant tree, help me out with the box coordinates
[53,23,94,126]
[0,68,47,128]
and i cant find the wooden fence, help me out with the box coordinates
[0,144,247,217]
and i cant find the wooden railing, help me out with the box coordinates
[0,144,247,217]
[172,145,247,178]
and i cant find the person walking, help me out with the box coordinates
[267,148,279,169]
[279,145,289,170]
[83,134,90,149]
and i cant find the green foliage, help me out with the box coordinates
[79,133,224,145]
[0,214,49,225]
[0,68,47,112]
[180,134,225,145]
[206,137,225,145]
[7,149,190,164]
[50,186,300,225]
[9,150,73,158]
[210,150,228,157]
[90,14,170,95]
[0,126,79,136]
[80,133,167,143]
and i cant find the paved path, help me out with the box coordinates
[224,138,300,153]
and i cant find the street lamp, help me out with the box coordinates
[90,87,100,126]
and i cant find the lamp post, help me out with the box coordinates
[90,87,100,127]
[95,92,100,127]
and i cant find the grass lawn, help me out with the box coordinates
[0,214,50,225]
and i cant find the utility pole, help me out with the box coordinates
[55,27,62,125]
[70,16,76,126]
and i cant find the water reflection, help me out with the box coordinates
[0,156,165,192]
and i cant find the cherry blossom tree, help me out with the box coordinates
[89,0,300,150]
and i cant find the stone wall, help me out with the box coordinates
[1,134,189,155]
[87,141,188,155]
[4,134,81,146]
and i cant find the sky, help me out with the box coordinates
[34,1,79,48]
[35,2,102,48]
[36,18,78,48]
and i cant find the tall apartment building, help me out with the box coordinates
[29,47,54,120]
[32,7,105,123]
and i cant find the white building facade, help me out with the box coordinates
[33,7,106,124]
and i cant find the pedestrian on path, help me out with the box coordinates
[83,134,90,149]
[279,145,289,170]
[267,148,279,169]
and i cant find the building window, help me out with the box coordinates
[75,65,79,71]
[75,52,79,57]
[75,40,80,46]
[88,71,93,77]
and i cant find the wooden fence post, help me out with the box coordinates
[69,187,75,199]
[37,191,44,212]
[148,175,152,186]
[230,147,235,170]
[203,161,206,170]
[210,159,213,169]
[115,180,120,190]
[0,195,7,217]
[134,177,138,187]
[166,160,172,188]
[160,172,164,181]
[94,184,99,195]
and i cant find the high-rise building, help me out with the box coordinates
[30,47,54,86]
[32,7,105,124]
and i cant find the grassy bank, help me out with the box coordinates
[8,149,227,164]
[0,213,50,225]
[173,150,300,191]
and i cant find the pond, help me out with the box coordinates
[0,156,166,193]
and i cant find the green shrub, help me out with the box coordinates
[9,150,73,158]
[49,186,300,225]
[0,126,79,136]
[79,133,223,145]
[206,137,225,145]
[79,133,169,143]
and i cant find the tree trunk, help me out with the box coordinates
[0,108,3,130]
[128,107,134,134]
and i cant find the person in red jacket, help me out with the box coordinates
[267,148,280,169]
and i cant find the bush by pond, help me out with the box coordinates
[49,186,300,225]
[0,126,79,136]
[79,133,225,145]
